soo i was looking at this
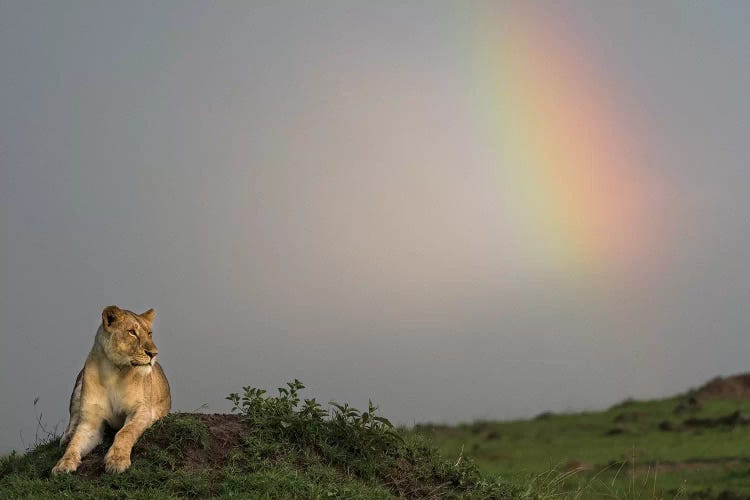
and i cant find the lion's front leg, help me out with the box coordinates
[52,412,104,475]
[104,408,151,474]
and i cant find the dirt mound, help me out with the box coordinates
[184,413,245,469]
[77,413,246,476]
[695,374,750,400]
[186,413,247,468]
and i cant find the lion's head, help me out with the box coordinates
[98,305,159,370]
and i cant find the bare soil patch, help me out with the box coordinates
[76,413,246,476]
[696,373,750,400]
[184,413,245,469]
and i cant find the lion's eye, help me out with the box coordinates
[148,331,153,337]
[128,329,137,337]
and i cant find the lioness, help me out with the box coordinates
[52,305,171,474]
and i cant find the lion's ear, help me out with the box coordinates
[102,305,122,331]
[140,308,156,322]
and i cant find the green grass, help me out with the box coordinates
[413,396,750,499]
[7,381,749,499]
[0,381,531,499]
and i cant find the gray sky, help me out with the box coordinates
[1,1,749,454]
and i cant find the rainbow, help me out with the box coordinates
[466,3,659,277]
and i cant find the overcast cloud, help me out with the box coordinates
[1,1,749,453]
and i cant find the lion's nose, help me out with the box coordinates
[145,350,157,359]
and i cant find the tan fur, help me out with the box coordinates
[52,305,171,475]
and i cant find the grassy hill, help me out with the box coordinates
[0,381,530,499]
[4,377,750,499]
[414,374,750,499]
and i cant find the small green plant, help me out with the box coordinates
[227,380,404,478]
[226,380,524,498]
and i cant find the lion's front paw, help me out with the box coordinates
[51,455,80,475]
[104,449,131,474]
